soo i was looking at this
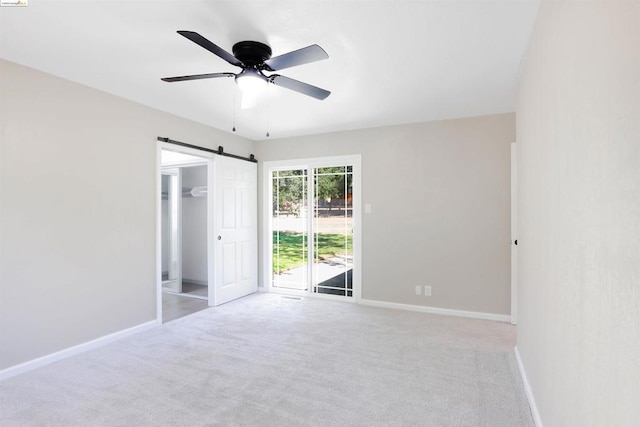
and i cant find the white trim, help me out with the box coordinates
[161,159,208,168]
[510,142,518,325]
[206,156,215,306]
[359,299,511,322]
[0,321,156,381]
[156,145,163,322]
[352,157,362,303]
[514,346,544,427]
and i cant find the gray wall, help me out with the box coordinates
[0,60,253,370]
[516,1,640,425]
[255,113,515,315]
[1,58,516,371]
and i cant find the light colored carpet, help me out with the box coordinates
[0,293,533,426]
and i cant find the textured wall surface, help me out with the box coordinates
[516,1,640,425]
[0,60,253,370]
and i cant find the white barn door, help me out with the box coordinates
[209,155,257,306]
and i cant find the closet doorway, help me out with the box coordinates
[160,149,209,322]
[157,143,259,323]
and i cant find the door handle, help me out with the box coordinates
[514,239,518,246]
[218,236,222,241]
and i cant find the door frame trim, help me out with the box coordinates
[510,142,518,325]
[262,155,362,302]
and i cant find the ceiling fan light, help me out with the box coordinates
[235,71,267,93]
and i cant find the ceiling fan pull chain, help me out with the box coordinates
[266,84,270,138]
[232,82,237,132]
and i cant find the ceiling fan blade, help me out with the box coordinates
[177,31,243,67]
[264,44,328,71]
[161,72,235,82]
[270,75,331,100]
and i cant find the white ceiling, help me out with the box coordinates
[0,1,539,141]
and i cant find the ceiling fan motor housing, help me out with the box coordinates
[232,41,272,66]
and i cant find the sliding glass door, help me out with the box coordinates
[269,158,359,300]
[272,169,309,291]
[312,166,353,297]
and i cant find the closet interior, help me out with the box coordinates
[161,150,209,322]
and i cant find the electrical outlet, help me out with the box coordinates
[424,285,432,296]
[415,285,422,296]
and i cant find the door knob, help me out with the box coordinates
[217,236,222,240]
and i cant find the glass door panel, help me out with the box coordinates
[272,169,309,291]
[312,166,353,297]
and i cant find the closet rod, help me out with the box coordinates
[157,137,257,163]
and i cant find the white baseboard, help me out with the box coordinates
[359,299,511,322]
[514,346,544,427]
[0,320,157,381]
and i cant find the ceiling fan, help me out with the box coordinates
[162,31,331,100]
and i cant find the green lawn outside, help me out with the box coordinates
[273,231,352,273]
